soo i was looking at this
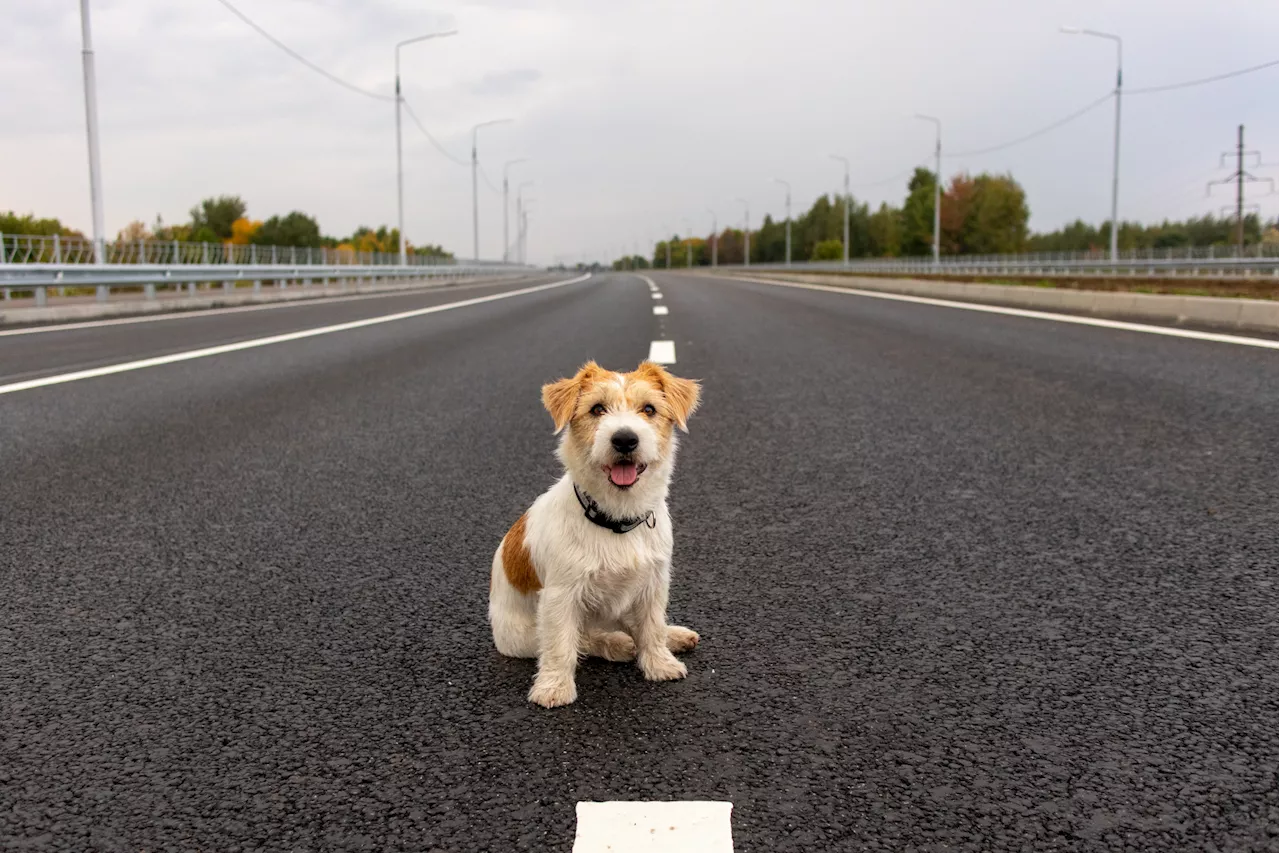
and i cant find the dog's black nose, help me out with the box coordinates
[611,429,639,454]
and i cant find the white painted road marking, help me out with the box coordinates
[0,274,593,396]
[653,305,669,316]
[639,274,659,291]
[648,340,676,364]
[574,801,733,852]
[724,274,1279,349]
[651,292,663,300]
[0,275,545,337]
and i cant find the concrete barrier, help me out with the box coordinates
[695,271,1278,335]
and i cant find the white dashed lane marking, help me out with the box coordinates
[653,305,668,315]
[651,293,663,300]
[648,340,676,364]
[574,801,733,852]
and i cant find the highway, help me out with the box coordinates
[2,271,1276,851]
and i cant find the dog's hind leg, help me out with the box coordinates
[666,625,700,654]
[489,547,539,658]
[582,629,636,662]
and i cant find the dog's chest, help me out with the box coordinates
[576,529,668,610]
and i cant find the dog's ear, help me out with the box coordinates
[541,361,602,433]
[635,361,701,432]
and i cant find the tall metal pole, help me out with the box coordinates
[79,0,106,264]
[831,155,850,266]
[1109,38,1122,262]
[502,158,527,264]
[516,181,533,265]
[914,115,942,264]
[1235,124,1244,250]
[1061,27,1122,262]
[736,199,750,267]
[471,118,511,262]
[686,223,692,267]
[395,31,456,266]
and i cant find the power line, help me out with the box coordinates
[210,0,393,102]
[948,91,1114,158]
[1128,60,1278,95]
[400,98,470,166]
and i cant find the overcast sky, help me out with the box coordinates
[3,0,1277,264]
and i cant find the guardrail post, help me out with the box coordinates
[96,285,108,303]
[253,279,261,293]
[144,282,156,300]
[35,285,47,308]
[224,279,233,293]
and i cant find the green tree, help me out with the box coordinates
[900,168,936,256]
[252,211,322,248]
[0,211,82,237]
[961,173,1029,254]
[811,239,843,261]
[867,203,902,257]
[189,195,247,240]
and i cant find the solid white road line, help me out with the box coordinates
[0,274,592,396]
[638,273,659,291]
[648,340,676,364]
[723,274,1280,350]
[0,275,546,338]
[653,305,669,316]
[574,801,733,852]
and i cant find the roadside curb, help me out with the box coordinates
[689,270,1278,334]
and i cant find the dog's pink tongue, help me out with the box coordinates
[609,463,639,487]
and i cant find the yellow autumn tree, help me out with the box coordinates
[229,217,263,245]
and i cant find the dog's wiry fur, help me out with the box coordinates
[489,360,701,708]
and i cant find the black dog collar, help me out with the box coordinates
[573,483,656,534]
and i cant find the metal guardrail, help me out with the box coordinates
[0,263,533,308]
[0,232,491,267]
[712,246,1279,279]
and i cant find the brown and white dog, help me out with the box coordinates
[488,360,702,708]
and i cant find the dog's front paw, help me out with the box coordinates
[639,651,688,682]
[528,675,577,708]
[666,625,700,654]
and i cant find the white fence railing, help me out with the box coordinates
[0,233,490,267]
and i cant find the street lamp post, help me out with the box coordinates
[502,158,527,263]
[914,115,942,265]
[78,0,106,267]
[516,181,534,265]
[395,29,457,266]
[1062,26,1122,262]
[682,220,693,268]
[736,199,750,267]
[772,178,792,266]
[707,209,718,267]
[830,155,850,266]
[471,118,512,262]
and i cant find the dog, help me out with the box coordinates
[488,360,702,708]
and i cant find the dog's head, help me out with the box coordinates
[542,360,700,504]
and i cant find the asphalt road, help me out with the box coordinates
[1,271,1275,852]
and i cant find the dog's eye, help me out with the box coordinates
[642,404,657,416]
[589,403,606,416]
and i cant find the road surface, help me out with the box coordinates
[2,271,1275,851]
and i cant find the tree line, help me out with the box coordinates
[2,195,452,259]
[632,168,1279,269]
